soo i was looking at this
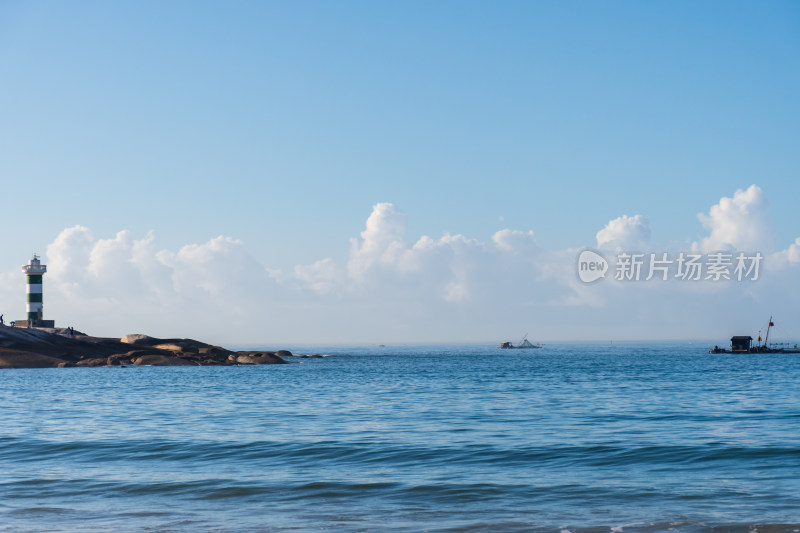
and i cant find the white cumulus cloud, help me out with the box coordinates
[40,228,274,340]
[293,204,549,308]
[596,214,651,251]
[292,258,345,295]
[492,229,537,254]
[770,237,800,269]
[347,202,408,282]
[695,184,773,253]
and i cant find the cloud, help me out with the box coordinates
[292,258,345,295]
[695,184,773,252]
[596,214,651,251]
[1,186,799,344]
[294,204,548,307]
[47,225,95,289]
[347,202,408,282]
[39,227,274,340]
[492,229,537,254]
[159,235,263,300]
[48,228,170,302]
[770,237,800,269]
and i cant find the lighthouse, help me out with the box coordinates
[21,255,54,328]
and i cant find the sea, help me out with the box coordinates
[1,343,799,532]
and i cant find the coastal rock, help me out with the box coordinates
[0,327,289,369]
[189,355,227,366]
[276,350,293,358]
[153,343,187,353]
[235,351,288,365]
[154,342,199,354]
[132,354,196,366]
[107,354,133,366]
[0,349,67,369]
[75,358,108,367]
[121,334,158,345]
[120,349,164,359]
[199,346,230,357]
[196,347,232,364]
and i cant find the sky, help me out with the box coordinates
[1,1,799,345]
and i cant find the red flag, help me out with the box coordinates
[769,322,774,327]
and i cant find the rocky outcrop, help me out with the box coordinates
[120,334,157,345]
[0,327,291,369]
[232,351,289,365]
[0,349,68,369]
[132,354,196,366]
[153,343,194,353]
[75,358,108,367]
[107,353,134,366]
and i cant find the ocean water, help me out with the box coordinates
[1,343,799,532]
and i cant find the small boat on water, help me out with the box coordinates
[499,334,542,350]
[709,316,800,354]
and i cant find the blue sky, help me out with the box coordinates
[1,2,799,343]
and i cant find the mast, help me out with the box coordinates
[763,316,773,348]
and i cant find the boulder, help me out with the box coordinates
[132,354,196,366]
[0,349,67,369]
[153,343,197,353]
[195,355,228,366]
[187,350,229,365]
[107,354,133,366]
[199,346,231,356]
[276,350,293,358]
[152,343,182,352]
[122,349,161,358]
[75,358,107,367]
[121,334,158,345]
[234,351,288,365]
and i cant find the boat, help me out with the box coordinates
[499,333,542,349]
[709,316,800,354]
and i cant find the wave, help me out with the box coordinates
[2,436,798,470]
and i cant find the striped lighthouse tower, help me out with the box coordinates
[22,255,47,325]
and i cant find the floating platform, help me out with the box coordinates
[709,317,800,354]
[709,343,800,354]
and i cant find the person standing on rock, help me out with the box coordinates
[0,314,4,326]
